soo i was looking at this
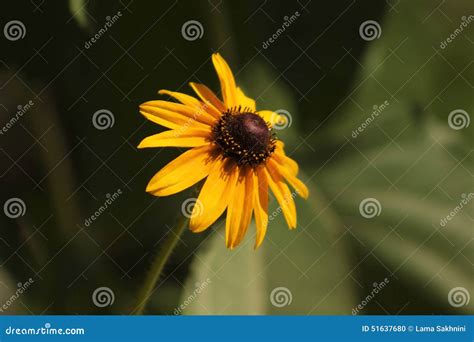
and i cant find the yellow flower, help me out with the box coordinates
[138,53,308,249]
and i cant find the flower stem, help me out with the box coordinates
[133,216,188,315]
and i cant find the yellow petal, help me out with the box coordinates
[158,90,218,124]
[236,87,256,111]
[189,159,238,233]
[146,145,216,196]
[138,128,210,148]
[264,163,297,229]
[273,146,299,175]
[234,168,254,247]
[189,82,225,117]
[253,167,268,248]
[269,158,309,199]
[158,89,202,108]
[212,53,237,108]
[258,110,287,128]
[275,140,285,149]
[142,100,216,125]
[140,103,211,131]
[226,167,253,248]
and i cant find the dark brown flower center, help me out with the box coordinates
[212,107,276,166]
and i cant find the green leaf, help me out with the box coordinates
[180,227,267,315]
[262,183,358,314]
[312,0,473,313]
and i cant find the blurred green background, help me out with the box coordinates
[0,0,472,315]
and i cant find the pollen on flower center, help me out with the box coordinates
[212,107,276,166]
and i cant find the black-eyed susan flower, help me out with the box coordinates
[138,53,308,249]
